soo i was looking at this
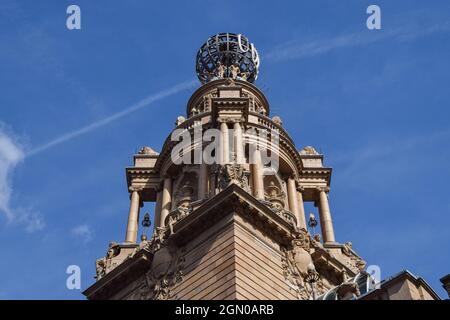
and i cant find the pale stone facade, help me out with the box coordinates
[83,34,441,301]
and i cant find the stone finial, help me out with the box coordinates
[272,116,283,126]
[138,146,158,155]
[299,146,319,155]
[175,116,186,126]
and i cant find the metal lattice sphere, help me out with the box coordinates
[196,33,260,84]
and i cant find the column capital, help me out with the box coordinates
[280,172,295,182]
[128,186,144,193]
[316,186,330,193]
[231,117,245,124]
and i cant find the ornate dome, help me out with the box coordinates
[196,32,260,84]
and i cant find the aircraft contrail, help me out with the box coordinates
[26,79,197,157]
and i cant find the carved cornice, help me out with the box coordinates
[186,78,270,116]
[214,99,247,106]
[310,246,358,286]
[169,184,296,247]
[316,186,330,193]
[296,183,305,193]
[83,246,151,300]
[300,168,332,176]
[128,186,144,193]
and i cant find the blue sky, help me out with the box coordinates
[0,0,449,299]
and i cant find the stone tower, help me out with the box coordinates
[83,33,373,300]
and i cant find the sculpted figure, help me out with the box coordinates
[216,63,225,78]
[230,64,240,79]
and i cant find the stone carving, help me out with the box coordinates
[145,246,185,300]
[282,230,333,300]
[271,116,282,126]
[168,206,193,235]
[230,64,240,79]
[175,116,186,126]
[125,226,185,300]
[240,72,248,81]
[313,234,321,242]
[95,242,121,280]
[264,180,286,211]
[174,179,195,207]
[292,232,314,277]
[217,163,250,192]
[138,146,158,155]
[282,248,314,300]
[341,241,366,272]
[356,260,366,272]
[257,104,265,115]
[224,78,235,86]
[173,172,197,210]
[203,93,213,112]
[216,63,225,78]
[336,282,360,300]
[149,227,167,253]
[95,259,106,280]
[294,230,311,252]
[299,146,319,155]
[342,242,353,256]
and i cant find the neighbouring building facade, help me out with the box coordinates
[83,33,441,300]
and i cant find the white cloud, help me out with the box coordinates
[264,22,450,62]
[71,224,94,243]
[0,124,25,221]
[0,123,45,232]
[21,210,46,233]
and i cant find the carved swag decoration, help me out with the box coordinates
[281,230,327,300]
[128,227,185,300]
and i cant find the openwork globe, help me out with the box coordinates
[196,32,260,84]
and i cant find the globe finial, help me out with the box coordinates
[196,33,260,84]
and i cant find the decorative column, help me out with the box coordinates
[160,176,172,227]
[154,188,163,228]
[198,162,208,200]
[125,188,141,243]
[287,176,300,225]
[233,121,244,164]
[296,186,307,230]
[251,148,265,199]
[317,187,336,243]
[220,121,229,164]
